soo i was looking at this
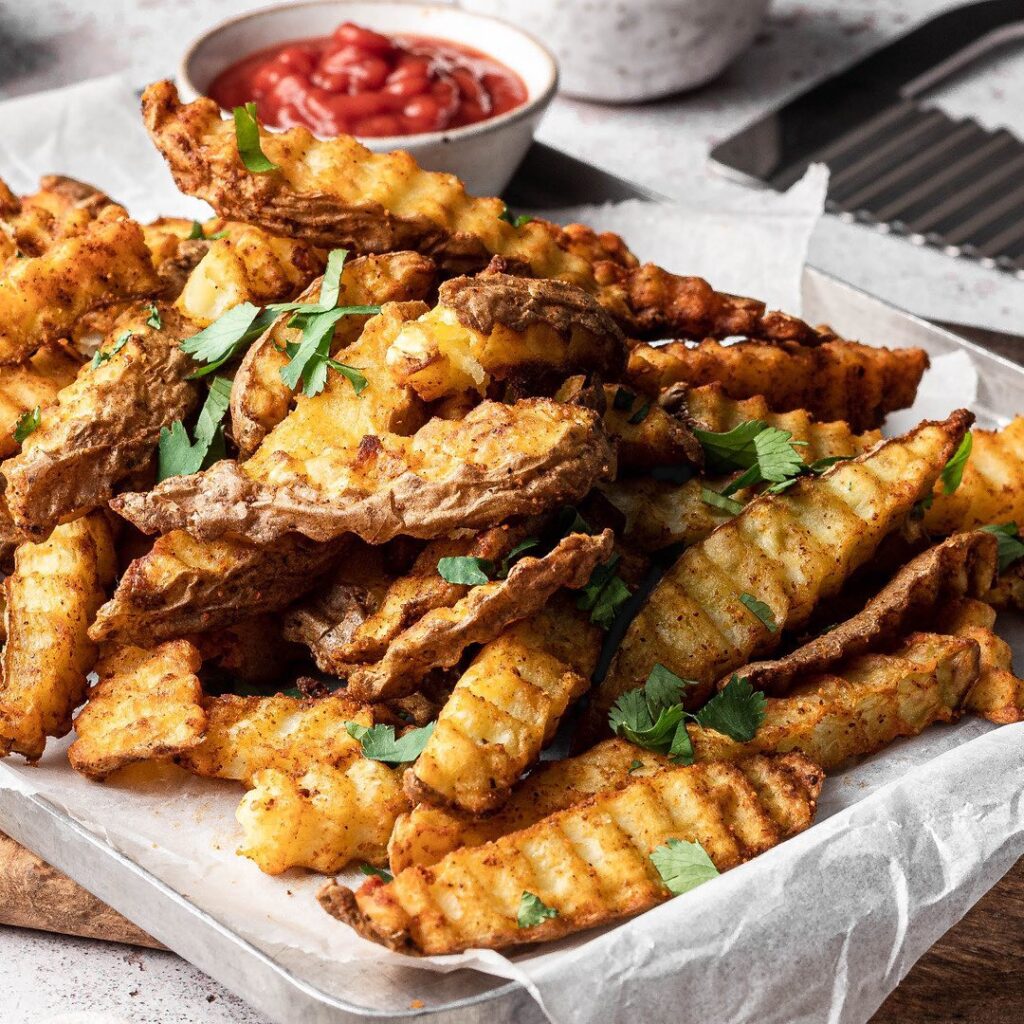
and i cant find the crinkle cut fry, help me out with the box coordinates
[141,81,820,342]
[68,639,206,780]
[592,411,973,726]
[320,753,823,955]
[627,338,929,433]
[404,599,603,814]
[344,530,613,701]
[0,513,116,760]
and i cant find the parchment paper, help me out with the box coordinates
[0,74,1022,1024]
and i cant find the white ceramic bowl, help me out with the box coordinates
[459,0,769,103]
[178,1,558,195]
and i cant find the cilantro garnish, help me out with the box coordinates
[233,101,279,173]
[517,891,558,928]
[628,759,643,774]
[608,664,695,762]
[156,376,232,481]
[576,555,631,629]
[181,302,277,377]
[627,401,651,426]
[981,522,1024,573]
[739,592,778,633]
[940,431,973,495]
[187,221,228,241]
[90,329,133,369]
[145,304,162,330]
[695,419,809,497]
[359,863,394,883]
[701,487,744,516]
[501,537,540,574]
[437,555,493,586]
[649,838,719,896]
[345,721,435,764]
[498,205,533,229]
[695,675,767,742]
[278,305,375,398]
[806,454,852,474]
[13,406,40,443]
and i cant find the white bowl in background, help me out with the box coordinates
[178,1,558,195]
[459,0,770,103]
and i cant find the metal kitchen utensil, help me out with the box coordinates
[710,0,1024,278]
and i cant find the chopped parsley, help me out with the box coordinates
[627,759,644,774]
[498,205,533,229]
[13,406,40,443]
[359,863,394,883]
[695,419,809,497]
[145,304,162,329]
[437,555,493,586]
[181,302,277,377]
[627,401,651,425]
[233,101,279,173]
[345,721,435,765]
[156,376,232,481]
[695,675,767,742]
[649,838,719,896]
[613,387,636,411]
[517,891,557,928]
[940,431,973,495]
[187,221,228,241]
[739,592,778,633]
[90,329,133,369]
[576,555,631,629]
[701,487,744,516]
[981,522,1024,573]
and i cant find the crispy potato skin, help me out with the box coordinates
[987,562,1024,612]
[594,412,973,722]
[0,343,82,459]
[404,600,603,813]
[0,218,159,365]
[113,399,615,545]
[738,531,997,696]
[68,640,205,780]
[345,530,613,701]
[0,513,116,759]
[627,339,929,432]
[694,632,978,769]
[322,753,822,954]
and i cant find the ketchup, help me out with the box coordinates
[208,21,528,138]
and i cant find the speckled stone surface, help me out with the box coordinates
[0,2,1021,1021]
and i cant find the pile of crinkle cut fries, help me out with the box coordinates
[0,80,1021,956]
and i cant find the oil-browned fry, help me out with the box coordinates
[194,614,299,688]
[738,531,997,696]
[142,81,818,342]
[321,753,822,954]
[593,411,973,722]
[0,218,159,365]
[112,398,615,545]
[345,530,613,701]
[694,632,978,768]
[0,343,82,459]
[232,252,435,456]
[67,639,206,780]
[385,273,626,402]
[921,418,1024,535]
[0,513,116,760]
[987,561,1024,612]
[89,531,347,646]
[404,600,602,813]
[937,598,1023,724]
[237,760,409,874]
[627,339,929,433]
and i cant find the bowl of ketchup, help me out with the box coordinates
[179,1,558,195]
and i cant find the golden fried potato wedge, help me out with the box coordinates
[0,343,82,459]
[386,273,626,402]
[694,632,977,769]
[0,218,159,365]
[404,600,601,813]
[321,753,822,954]
[232,252,435,456]
[0,513,115,759]
[68,640,205,780]
[237,760,408,874]
[922,418,1024,535]
[739,531,997,695]
[937,598,1023,724]
[627,339,928,432]
[593,411,973,721]
[987,561,1024,612]
[345,530,613,701]
[113,398,615,545]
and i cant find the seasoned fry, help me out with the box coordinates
[0,218,159,365]
[937,598,1023,724]
[987,561,1024,612]
[627,339,929,432]
[9,175,126,257]
[68,640,206,780]
[738,531,997,696]
[345,530,613,701]
[404,600,602,813]
[0,343,82,459]
[0,513,116,760]
[593,411,973,721]
[321,753,822,954]
[112,398,615,545]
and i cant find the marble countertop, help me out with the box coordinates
[0,1,1021,1022]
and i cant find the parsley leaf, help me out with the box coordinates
[806,454,852,474]
[187,221,227,241]
[701,487,744,515]
[693,419,768,473]
[739,592,778,632]
[557,506,592,537]
[146,304,162,329]
[695,420,807,496]
[649,838,719,896]
[359,863,393,883]
[517,891,557,928]
[613,387,636,411]
[157,376,232,481]
[576,555,631,629]
[628,759,643,774]
[279,305,378,397]
[608,664,696,762]
[498,205,533,229]
[940,431,973,495]
[696,675,767,742]
[345,721,435,764]
[437,555,493,586]
[13,406,40,443]
[981,522,1024,573]
[627,401,651,425]
[181,302,277,377]
[500,537,540,576]
[90,329,133,369]
[317,248,348,310]
[233,101,279,173]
